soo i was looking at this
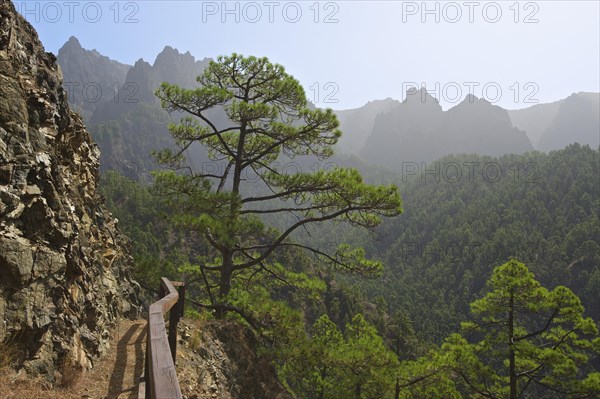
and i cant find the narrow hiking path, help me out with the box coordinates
[75,319,147,399]
[1,319,147,399]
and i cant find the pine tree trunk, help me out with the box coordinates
[216,251,234,318]
[509,290,517,399]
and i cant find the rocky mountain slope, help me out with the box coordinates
[0,0,141,380]
[537,92,599,152]
[56,38,598,177]
[56,38,218,179]
[507,98,563,148]
[177,320,294,399]
[508,92,600,151]
[56,36,130,122]
[335,92,599,167]
[334,98,400,154]
[360,89,533,170]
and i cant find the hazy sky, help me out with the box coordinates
[15,0,600,110]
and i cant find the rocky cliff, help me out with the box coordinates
[56,36,130,123]
[360,89,533,170]
[0,0,141,379]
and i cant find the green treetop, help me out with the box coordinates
[153,54,402,317]
[444,259,600,399]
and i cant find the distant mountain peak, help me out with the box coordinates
[363,97,399,108]
[154,45,197,67]
[58,35,85,55]
[404,87,439,105]
[56,36,131,121]
[66,35,81,46]
[147,46,210,89]
[462,93,479,104]
[133,58,151,68]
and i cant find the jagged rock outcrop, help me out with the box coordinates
[56,39,217,179]
[153,46,210,92]
[0,0,141,379]
[57,36,130,122]
[178,320,294,399]
[360,89,533,170]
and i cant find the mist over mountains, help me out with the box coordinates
[58,37,219,179]
[56,37,600,176]
[359,89,533,169]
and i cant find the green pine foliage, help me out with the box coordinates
[444,260,600,398]
[152,54,402,318]
[365,145,600,343]
[281,313,399,399]
[94,53,599,399]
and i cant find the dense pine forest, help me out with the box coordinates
[99,143,600,398]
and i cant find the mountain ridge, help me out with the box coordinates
[56,37,600,177]
[359,90,533,169]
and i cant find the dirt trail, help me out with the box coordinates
[77,319,147,399]
[1,319,147,399]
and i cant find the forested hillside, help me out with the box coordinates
[6,2,599,397]
[98,143,600,398]
[315,145,600,343]
[99,143,600,344]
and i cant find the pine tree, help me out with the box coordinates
[153,54,402,318]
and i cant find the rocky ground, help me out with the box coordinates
[176,319,294,399]
[1,318,144,399]
[1,317,295,399]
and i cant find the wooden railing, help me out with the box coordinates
[138,278,185,399]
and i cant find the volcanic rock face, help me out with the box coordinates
[0,0,141,378]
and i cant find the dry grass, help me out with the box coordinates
[0,337,17,372]
[0,374,79,399]
[57,357,83,389]
[188,330,202,351]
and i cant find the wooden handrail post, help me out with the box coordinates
[168,304,178,363]
[167,283,186,363]
[178,285,186,318]
[158,282,165,301]
[144,330,150,398]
